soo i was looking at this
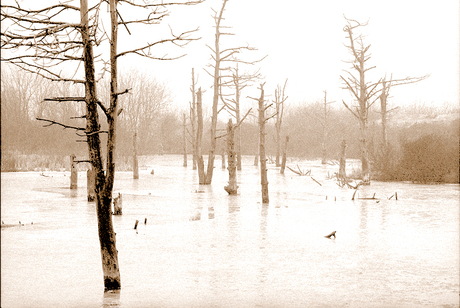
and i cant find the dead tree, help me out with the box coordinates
[221,65,264,171]
[341,17,428,183]
[188,68,198,170]
[2,0,201,291]
[273,79,288,167]
[340,17,382,184]
[250,83,273,204]
[204,0,264,183]
[378,74,428,151]
[224,118,237,194]
[195,88,206,184]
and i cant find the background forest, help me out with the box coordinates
[1,66,458,183]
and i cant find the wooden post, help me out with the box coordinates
[224,118,237,195]
[258,85,269,204]
[134,220,139,229]
[133,132,139,179]
[280,136,289,174]
[113,193,122,215]
[70,154,77,189]
[87,168,96,201]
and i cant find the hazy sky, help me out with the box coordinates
[4,1,458,113]
[115,0,459,113]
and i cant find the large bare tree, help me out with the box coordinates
[340,17,381,183]
[203,0,264,183]
[341,17,428,183]
[1,0,201,290]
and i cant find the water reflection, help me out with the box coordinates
[102,290,120,307]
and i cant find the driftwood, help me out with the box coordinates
[286,164,311,176]
[311,177,322,186]
[324,231,336,239]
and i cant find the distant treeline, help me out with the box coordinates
[2,67,458,183]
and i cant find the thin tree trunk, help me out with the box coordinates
[224,118,237,195]
[359,119,370,183]
[196,88,206,184]
[258,86,269,204]
[81,0,120,290]
[280,136,289,174]
[190,68,197,170]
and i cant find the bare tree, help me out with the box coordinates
[341,17,429,183]
[1,0,201,291]
[188,68,198,170]
[340,17,382,184]
[273,79,288,167]
[220,64,264,171]
[378,74,428,150]
[249,83,274,204]
[203,0,264,183]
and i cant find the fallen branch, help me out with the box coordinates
[311,176,322,186]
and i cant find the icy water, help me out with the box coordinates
[1,155,459,308]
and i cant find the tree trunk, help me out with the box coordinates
[224,119,237,195]
[359,119,370,184]
[338,139,347,180]
[133,132,139,179]
[87,168,96,201]
[70,154,77,189]
[280,136,289,174]
[196,88,206,184]
[258,86,269,204]
[82,0,120,290]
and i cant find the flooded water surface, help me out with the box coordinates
[1,155,459,307]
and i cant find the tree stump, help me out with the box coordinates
[113,193,122,215]
[70,154,77,189]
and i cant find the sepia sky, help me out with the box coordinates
[4,0,459,112]
[115,0,459,113]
